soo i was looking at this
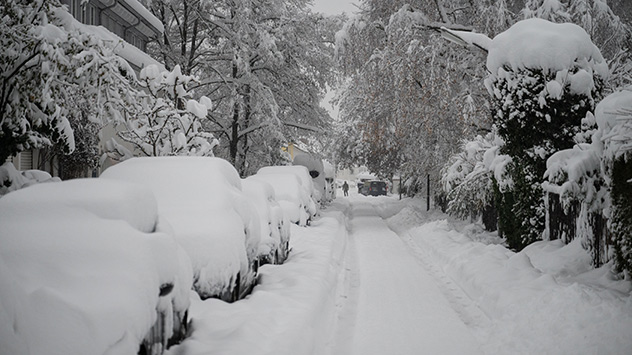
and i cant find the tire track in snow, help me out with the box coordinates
[394,228,493,344]
[327,200,361,355]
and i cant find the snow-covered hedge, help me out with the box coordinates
[485,18,607,250]
[544,88,632,275]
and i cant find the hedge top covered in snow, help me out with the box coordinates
[486,18,608,79]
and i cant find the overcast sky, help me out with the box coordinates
[311,0,358,16]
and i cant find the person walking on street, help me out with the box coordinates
[342,181,349,197]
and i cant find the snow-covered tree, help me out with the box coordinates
[334,1,514,196]
[441,131,503,230]
[0,0,140,169]
[112,64,218,158]
[147,0,336,176]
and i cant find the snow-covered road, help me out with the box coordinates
[329,196,483,355]
[167,192,632,355]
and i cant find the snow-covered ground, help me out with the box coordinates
[3,186,630,354]
[169,189,632,355]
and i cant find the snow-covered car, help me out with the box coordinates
[257,165,318,217]
[323,160,336,202]
[101,156,260,302]
[248,172,314,226]
[242,177,291,265]
[292,153,327,204]
[0,179,192,355]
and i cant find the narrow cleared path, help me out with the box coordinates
[329,196,483,355]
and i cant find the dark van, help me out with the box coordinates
[362,181,387,196]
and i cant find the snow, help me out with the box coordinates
[120,0,165,34]
[101,157,260,299]
[257,165,318,217]
[166,208,348,355]
[0,178,192,355]
[186,99,208,119]
[385,198,632,355]
[594,88,632,162]
[441,28,492,52]
[332,198,483,355]
[0,162,60,196]
[486,18,608,79]
[248,173,312,226]
[242,177,291,263]
[293,153,326,203]
[54,7,163,72]
[3,179,631,354]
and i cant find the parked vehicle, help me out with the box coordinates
[249,172,314,226]
[256,165,318,220]
[101,156,261,302]
[0,179,192,355]
[242,177,291,265]
[361,180,388,196]
[292,153,328,204]
[323,160,336,201]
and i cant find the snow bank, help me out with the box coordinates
[101,157,260,300]
[0,178,192,355]
[389,205,632,354]
[166,207,348,355]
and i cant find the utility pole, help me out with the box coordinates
[427,174,430,211]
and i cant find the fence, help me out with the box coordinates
[546,192,612,267]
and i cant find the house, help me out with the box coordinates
[5,0,163,177]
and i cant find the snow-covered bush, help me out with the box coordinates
[110,65,219,159]
[543,88,632,274]
[101,156,260,301]
[485,18,608,250]
[0,178,193,354]
[441,131,503,230]
[0,162,60,197]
